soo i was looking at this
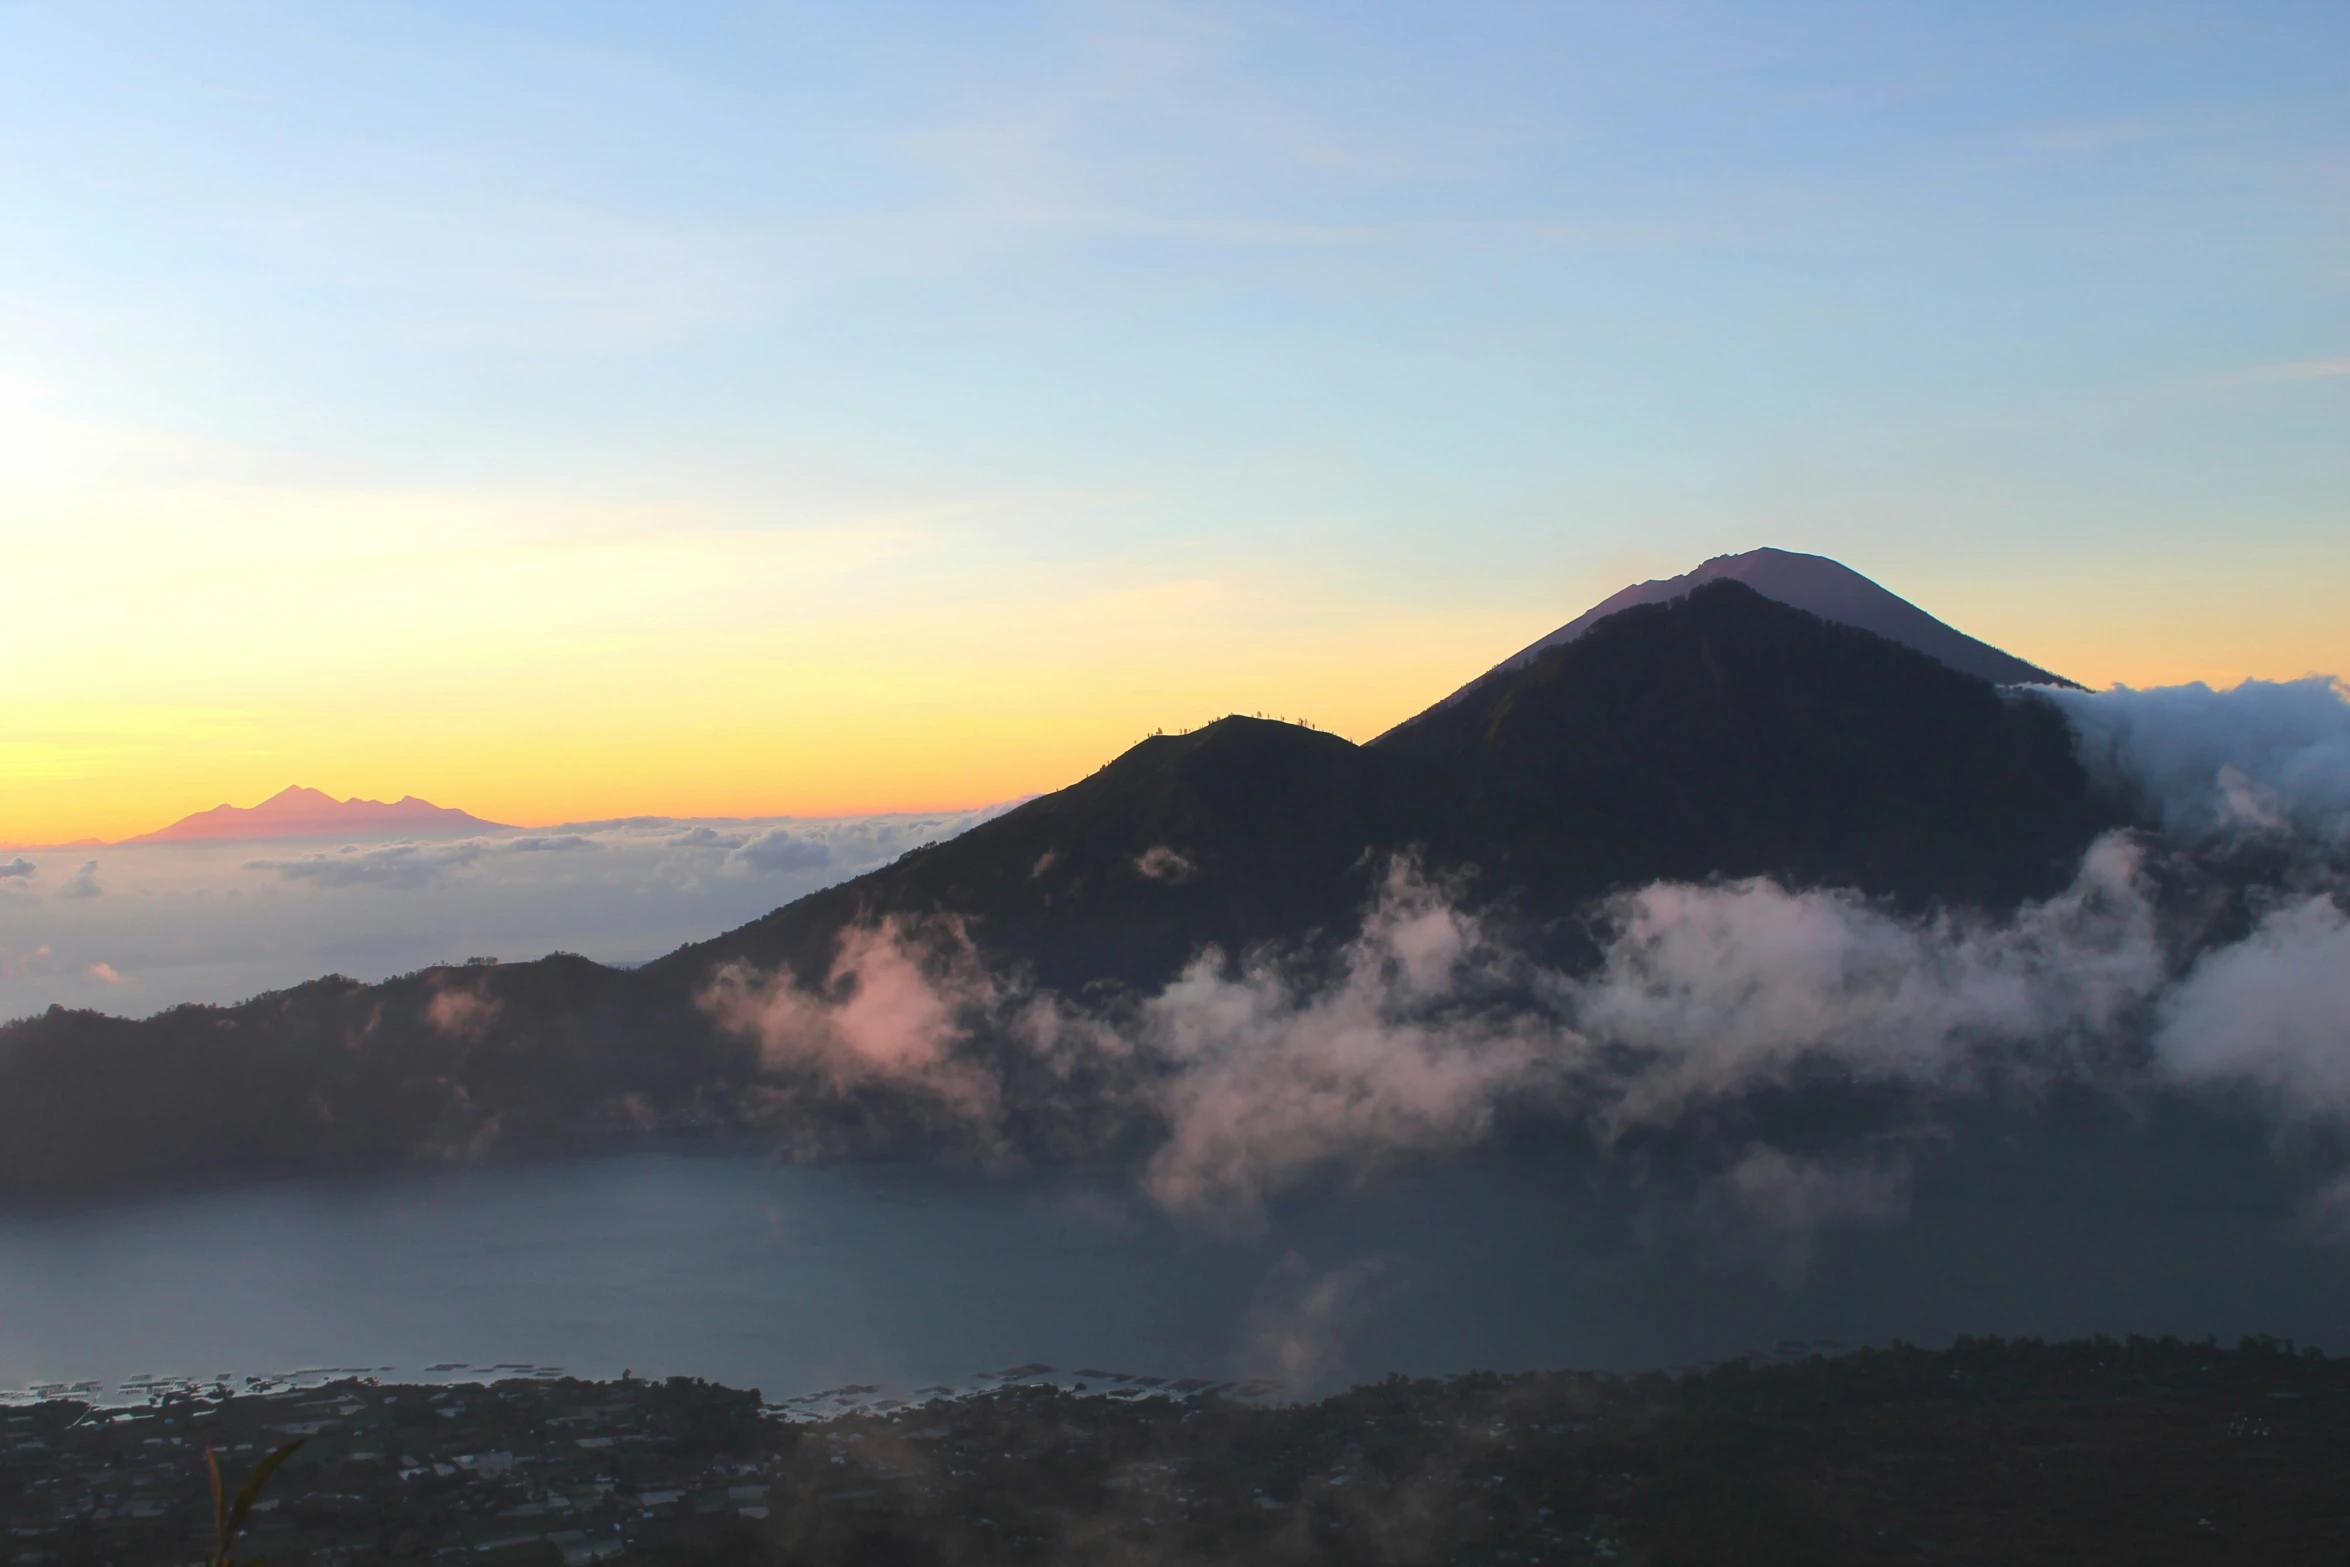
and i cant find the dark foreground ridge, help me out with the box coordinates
[7,1337,2347,1565]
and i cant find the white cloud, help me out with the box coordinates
[1136,863,1558,1227]
[1570,834,2162,1130]
[2153,895,2350,1115]
[694,831,2350,1240]
[0,804,1013,1022]
[246,840,491,890]
[731,828,833,876]
[2042,676,2350,845]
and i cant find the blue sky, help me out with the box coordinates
[0,0,2343,837]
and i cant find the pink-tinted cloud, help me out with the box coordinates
[1137,862,1561,1228]
[692,821,2350,1250]
[425,983,503,1041]
[702,916,1005,1130]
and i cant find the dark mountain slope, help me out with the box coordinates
[1378,579,2112,911]
[665,581,2114,994]
[1384,547,2074,743]
[655,716,1393,994]
[0,956,744,1200]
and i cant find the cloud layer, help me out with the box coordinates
[2154,895,2350,1115]
[1134,863,1554,1222]
[0,805,1012,1022]
[684,674,2350,1231]
[2042,676,2350,844]
[1571,835,2162,1129]
[702,836,2346,1234]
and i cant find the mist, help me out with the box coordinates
[0,805,1012,1023]
[2039,675,2350,844]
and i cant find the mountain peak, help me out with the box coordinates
[119,788,509,845]
[1382,547,2074,741]
[260,784,338,808]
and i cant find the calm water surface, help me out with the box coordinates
[4,1130,2347,1402]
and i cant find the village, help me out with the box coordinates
[6,1336,2350,1564]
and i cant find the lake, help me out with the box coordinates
[6,1111,2348,1407]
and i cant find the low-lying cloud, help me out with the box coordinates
[2042,675,2350,845]
[1720,1145,1910,1233]
[2153,895,2350,1115]
[1572,834,2162,1130]
[704,827,2347,1235]
[248,839,494,889]
[245,832,601,888]
[0,804,1016,1021]
[705,916,1006,1132]
[733,828,833,876]
[506,833,597,854]
[1134,864,1554,1223]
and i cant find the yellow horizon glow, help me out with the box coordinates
[13,598,2344,847]
[5,400,2343,847]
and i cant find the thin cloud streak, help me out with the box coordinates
[2211,357,2350,385]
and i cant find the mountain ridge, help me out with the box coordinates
[117,785,509,844]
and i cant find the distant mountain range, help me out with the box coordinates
[0,550,2128,1198]
[117,785,508,844]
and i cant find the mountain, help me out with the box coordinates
[666,579,2111,993]
[118,786,508,844]
[658,712,1396,994]
[0,562,2131,1199]
[1372,580,2102,905]
[1383,547,2074,743]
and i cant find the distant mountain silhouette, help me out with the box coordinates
[1383,547,2073,743]
[119,786,507,844]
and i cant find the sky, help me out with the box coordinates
[2,0,2343,845]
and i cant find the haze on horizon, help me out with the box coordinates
[2,1,2343,845]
